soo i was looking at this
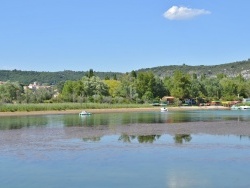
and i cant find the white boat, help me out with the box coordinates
[231,105,241,110]
[161,107,168,112]
[79,111,92,115]
[239,106,250,110]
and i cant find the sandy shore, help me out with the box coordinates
[0,106,229,117]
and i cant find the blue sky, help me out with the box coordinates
[0,0,249,73]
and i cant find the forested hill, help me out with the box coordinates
[138,59,250,79]
[0,70,122,85]
[0,59,250,85]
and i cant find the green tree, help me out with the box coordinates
[153,77,167,99]
[235,74,248,98]
[217,73,227,80]
[201,78,221,100]
[167,70,191,99]
[61,76,109,102]
[0,82,24,103]
[219,78,238,100]
[116,73,137,101]
[86,69,94,78]
[131,70,137,78]
[136,71,161,101]
[61,80,76,102]
[81,76,109,96]
[103,80,121,97]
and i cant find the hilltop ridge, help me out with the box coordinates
[0,59,250,84]
[138,59,250,79]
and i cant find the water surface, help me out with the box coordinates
[1,110,250,187]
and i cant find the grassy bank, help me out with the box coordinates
[0,103,153,112]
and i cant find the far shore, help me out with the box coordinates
[0,105,230,117]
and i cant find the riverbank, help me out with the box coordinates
[0,106,230,117]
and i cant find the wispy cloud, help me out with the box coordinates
[163,6,211,20]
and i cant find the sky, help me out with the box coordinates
[0,0,249,73]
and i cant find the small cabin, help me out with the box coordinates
[161,96,175,104]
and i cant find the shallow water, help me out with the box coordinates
[1,110,250,187]
[0,109,250,130]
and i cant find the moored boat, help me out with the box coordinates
[231,105,241,110]
[160,107,168,112]
[239,106,250,110]
[79,111,92,115]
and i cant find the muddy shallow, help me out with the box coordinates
[1,121,249,146]
[1,119,250,188]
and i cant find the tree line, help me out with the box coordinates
[0,69,250,105]
[0,69,122,85]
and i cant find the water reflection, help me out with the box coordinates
[82,134,192,144]
[118,134,135,143]
[1,110,250,188]
[0,110,250,130]
[118,134,162,143]
[0,116,48,130]
[173,134,192,144]
[64,112,170,127]
[1,132,250,188]
[65,110,250,127]
[63,111,201,127]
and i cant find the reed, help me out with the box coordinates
[0,103,151,112]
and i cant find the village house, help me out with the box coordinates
[24,82,51,90]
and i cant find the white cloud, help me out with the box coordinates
[163,6,211,20]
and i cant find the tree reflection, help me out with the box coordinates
[0,116,48,130]
[118,134,161,143]
[173,134,192,144]
[118,134,135,143]
[137,135,161,143]
[83,134,192,144]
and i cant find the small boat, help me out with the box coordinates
[231,105,241,110]
[79,111,92,115]
[239,106,250,110]
[161,107,168,112]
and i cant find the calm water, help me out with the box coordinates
[1,110,250,188]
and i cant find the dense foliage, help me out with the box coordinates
[0,69,122,85]
[0,81,54,104]
[1,69,250,108]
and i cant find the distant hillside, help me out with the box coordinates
[1,59,250,85]
[0,70,122,85]
[138,59,250,79]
